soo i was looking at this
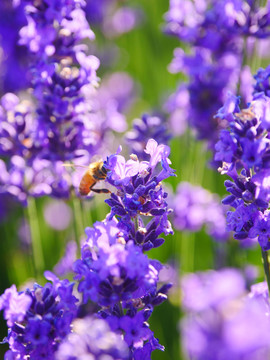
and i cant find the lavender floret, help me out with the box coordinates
[125,114,172,161]
[74,218,161,307]
[254,65,270,96]
[0,272,78,359]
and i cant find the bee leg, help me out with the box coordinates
[90,187,111,194]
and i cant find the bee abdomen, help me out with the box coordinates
[79,171,96,196]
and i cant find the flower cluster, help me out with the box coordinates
[0,1,98,203]
[0,153,71,205]
[73,217,168,357]
[19,0,101,161]
[172,182,229,241]
[104,139,175,250]
[181,269,270,360]
[1,139,175,359]
[167,47,239,147]
[71,139,175,357]
[125,114,171,161]
[0,93,37,159]
[214,91,270,249]
[165,0,270,45]
[0,272,78,359]
[0,1,132,206]
[164,0,270,151]
[74,218,161,306]
[55,317,129,360]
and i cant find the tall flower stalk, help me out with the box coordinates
[214,66,270,295]
[0,1,129,205]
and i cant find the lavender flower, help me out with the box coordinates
[0,156,72,206]
[18,0,101,161]
[166,43,240,148]
[214,91,270,248]
[70,141,174,357]
[0,93,38,159]
[172,182,229,241]
[0,272,78,359]
[0,1,100,204]
[99,299,166,359]
[181,268,246,312]
[73,218,161,307]
[250,280,269,304]
[104,139,175,250]
[72,218,168,357]
[0,1,132,204]
[164,0,269,152]
[1,139,174,358]
[0,285,32,327]
[56,317,129,360]
[254,65,270,96]
[125,114,171,161]
[165,0,270,48]
[181,269,270,360]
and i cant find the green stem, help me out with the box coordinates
[261,249,270,297]
[81,200,93,228]
[135,215,139,232]
[180,232,195,273]
[27,197,44,278]
[72,197,85,250]
[93,196,108,222]
[118,301,124,317]
[237,36,247,94]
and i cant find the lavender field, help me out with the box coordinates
[1,1,270,359]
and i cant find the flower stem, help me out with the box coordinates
[134,215,139,232]
[181,232,194,273]
[261,249,270,297]
[72,196,85,251]
[81,200,93,228]
[27,197,44,278]
[118,301,124,317]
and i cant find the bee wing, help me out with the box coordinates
[62,163,89,169]
[90,154,103,163]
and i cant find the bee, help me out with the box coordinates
[63,160,110,196]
